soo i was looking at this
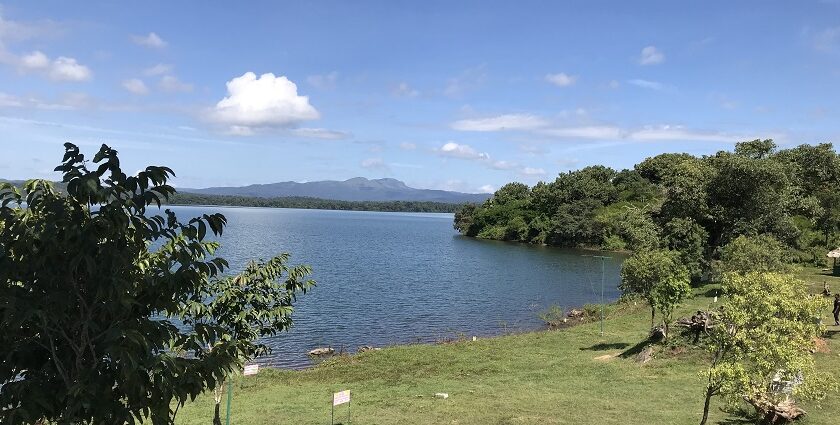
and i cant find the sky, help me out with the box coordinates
[1,1,840,193]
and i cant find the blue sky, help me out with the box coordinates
[1,1,840,193]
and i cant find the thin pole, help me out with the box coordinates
[600,257,605,336]
[583,254,610,337]
[331,401,334,425]
[225,379,233,425]
[348,397,351,424]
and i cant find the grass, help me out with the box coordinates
[176,269,840,425]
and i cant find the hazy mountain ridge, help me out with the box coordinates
[179,177,491,203]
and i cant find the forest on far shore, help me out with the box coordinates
[454,139,840,278]
[167,192,463,213]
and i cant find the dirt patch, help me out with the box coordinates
[813,337,831,353]
[593,353,620,361]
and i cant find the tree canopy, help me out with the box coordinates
[0,143,314,424]
[453,140,840,274]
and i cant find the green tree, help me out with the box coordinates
[662,217,708,281]
[734,138,777,159]
[715,234,791,276]
[699,272,835,425]
[620,250,691,338]
[0,144,314,424]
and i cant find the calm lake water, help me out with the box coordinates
[167,206,624,369]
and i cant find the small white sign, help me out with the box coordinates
[333,390,350,406]
[243,364,259,376]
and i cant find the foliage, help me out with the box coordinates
[537,305,565,327]
[699,272,836,425]
[619,250,691,338]
[453,140,840,277]
[714,234,793,276]
[0,144,314,424]
[169,191,465,213]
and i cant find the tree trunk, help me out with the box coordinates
[699,386,714,425]
[214,403,222,425]
[650,308,655,329]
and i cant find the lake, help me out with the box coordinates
[167,205,624,369]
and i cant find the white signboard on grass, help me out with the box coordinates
[333,390,350,406]
[243,364,259,376]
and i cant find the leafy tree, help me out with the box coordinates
[662,218,708,281]
[491,182,530,205]
[597,205,660,252]
[706,153,794,246]
[454,203,478,235]
[715,234,791,276]
[699,272,835,425]
[0,144,314,424]
[620,250,691,338]
[635,152,696,185]
[734,138,777,159]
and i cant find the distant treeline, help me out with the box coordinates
[167,192,464,213]
[455,139,840,274]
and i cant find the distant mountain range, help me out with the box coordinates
[179,178,491,203]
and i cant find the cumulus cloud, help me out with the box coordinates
[545,72,577,87]
[638,45,665,65]
[392,82,419,97]
[49,57,91,81]
[11,50,92,82]
[122,78,149,95]
[437,142,490,160]
[131,32,167,48]
[158,75,193,92]
[209,72,320,135]
[478,184,496,194]
[307,71,338,90]
[451,114,548,132]
[144,63,172,76]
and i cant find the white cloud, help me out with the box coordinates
[452,114,548,132]
[361,157,389,170]
[307,71,338,90]
[11,50,91,82]
[158,75,193,92]
[209,72,320,134]
[20,51,49,69]
[399,142,417,150]
[131,32,167,49]
[144,63,172,76]
[627,79,665,91]
[122,78,149,95]
[638,45,665,65]
[48,57,91,81]
[437,142,490,160]
[392,82,419,97]
[478,184,496,194]
[521,167,546,176]
[289,127,350,139]
[628,125,742,143]
[490,160,518,170]
[545,73,577,87]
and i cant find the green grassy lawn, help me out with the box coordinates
[176,269,840,425]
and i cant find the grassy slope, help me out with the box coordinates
[176,270,840,425]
